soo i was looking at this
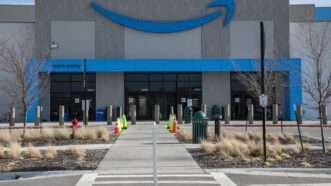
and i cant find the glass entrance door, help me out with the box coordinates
[125,73,202,120]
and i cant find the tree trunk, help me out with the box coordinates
[22,105,27,146]
[319,104,326,153]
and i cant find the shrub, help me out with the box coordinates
[69,145,86,160]
[177,130,192,141]
[0,146,5,158]
[55,128,71,140]
[45,146,57,159]
[27,143,42,159]
[0,130,20,144]
[24,129,42,141]
[7,142,21,159]
[96,127,110,142]
[41,128,55,140]
[75,127,88,139]
[86,128,98,140]
[300,161,312,168]
[201,140,216,154]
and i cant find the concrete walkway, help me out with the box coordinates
[92,122,219,185]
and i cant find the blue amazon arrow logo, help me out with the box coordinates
[91,0,235,33]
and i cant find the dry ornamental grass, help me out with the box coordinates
[69,145,86,161]
[45,146,57,159]
[199,131,312,164]
[7,142,21,159]
[27,143,42,159]
[0,126,111,145]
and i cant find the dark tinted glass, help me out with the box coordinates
[51,74,71,81]
[126,74,149,82]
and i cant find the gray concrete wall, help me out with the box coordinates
[125,27,201,58]
[0,5,34,23]
[290,5,315,22]
[202,73,231,117]
[51,21,95,58]
[230,21,274,58]
[0,23,34,121]
[96,73,124,110]
[35,0,290,59]
[290,22,331,120]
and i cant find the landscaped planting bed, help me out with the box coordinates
[0,126,115,146]
[177,129,329,168]
[0,148,108,172]
[0,126,114,172]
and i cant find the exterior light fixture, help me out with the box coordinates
[50,41,59,50]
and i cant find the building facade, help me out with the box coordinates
[1,0,318,122]
[290,5,331,120]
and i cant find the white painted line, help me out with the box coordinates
[75,173,98,186]
[211,169,331,179]
[97,174,213,178]
[207,168,331,172]
[248,183,331,186]
[0,172,94,183]
[211,172,237,186]
[94,180,219,184]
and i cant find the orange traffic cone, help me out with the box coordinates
[172,118,177,134]
[114,118,121,135]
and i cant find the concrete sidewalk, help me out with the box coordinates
[98,122,203,174]
[94,122,219,185]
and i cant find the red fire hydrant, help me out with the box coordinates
[71,117,80,139]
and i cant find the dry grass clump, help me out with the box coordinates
[278,133,296,144]
[41,128,55,140]
[177,130,192,141]
[200,131,304,162]
[7,143,21,159]
[95,127,110,142]
[27,143,42,159]
[201,140,216,154]
[45,146,57,159]
[0,130,20,144]
[74,127,88,139]
[86,128,98,140]
[300,161,312,168]
[24,129,42,141]
[0,146,5,158]
[54,128,71,140]
[69,145,86,160]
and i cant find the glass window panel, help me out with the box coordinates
[164,74,177,81]
[164,82,176,92]
[150,74,163,82]
[190,74,201,81]
[71,74,83,81]
[51,82,71,92]
[71,82,84,92]
[86,82,96,89]
[126,74,148,82]
[51,74,71,82]
[190,81,201,88]
[178,81,191,88]
[127,82,149,92]
[178,74,190,81]
[150,82,162,91]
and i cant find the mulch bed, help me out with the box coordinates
[189,148,331,168]
[0,149,108,172]
[23,137,116,147]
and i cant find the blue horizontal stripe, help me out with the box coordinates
[315,7,331,21]
[42,58,301,73]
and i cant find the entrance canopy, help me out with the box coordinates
[40,58,301,120]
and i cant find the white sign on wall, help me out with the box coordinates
[259,94,268,108]
[187,99,193,107]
